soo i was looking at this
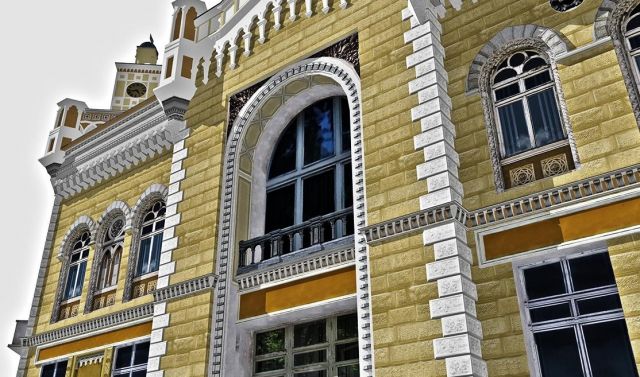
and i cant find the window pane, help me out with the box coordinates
[294,349,327,366]
[303,169,335,221]
[255,358,285,373]
[256,329,285,355]
[65,265,78,299]
[142,224,153,236]
[583,320,639,377]
[266,184,295,232]
[336,342,359,362]
[337,313,358,340]
[54,361,68,377]
[569,253,617,291]
[577,294,623,315]
[341,97,350,152]
[115,345,134,368]
[497,101,532,157]
[635,55,640,71]
[294,371,327,377]
[493,68,517,84]
[525,70,552,90]
[149,233,163,273]
[343,163,353,209]
[494,83,520,101]
[72,261,86,298]
[630,35,640,50]
[41,364,55,377]
[528,88,564,147]
[132,371,147,377]
[137,238,152,275]
[133,341,150,365]
[294,320,326,347]
[534,328,584,377]
[338,365,360,377]
[269,121,297,178]
[530,303,572,323]
[523,262,566,300]
[304,98,335,165]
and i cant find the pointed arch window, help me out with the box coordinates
[136,200,165,276]
[97,217,124,290]
[63,232,90,300]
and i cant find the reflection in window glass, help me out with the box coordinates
[269,122,298,179]
[266,184,295,232]
[303,170,335,221]
[304,98,335,165]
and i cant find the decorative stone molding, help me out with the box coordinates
[594,0,624,40]
[404,3,487,376]
[57,215,97,259]
[153,273,217,302]
[407,0,477,20]
[212,57,373,377]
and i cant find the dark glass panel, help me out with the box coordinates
[627,14,640,33]
[81,249,89,259]
[583,320,639,377]
[71,252,80,263]
[569,253,617,291]
[115,345,134,368]
[294,371,327,377]
[114,374,129,377]
[528,88,565,147]
[523,57,547,73]
[524,70,552,89]
[137,237,152,276]
[635,56,640,71]
[343,163,353,209]
[497,101,532,157]
[336,342,359,362]
[133,341,150,365]
[509,52,526,67]
[534,328,584,377]
[154,219,165,232]
[304,98,335,165]
[337,313,358,340]
[132,371,147,377]
[269,121,298,179]
[148,233,163,273]
[493,68,517,83]
[294,320,326,347]
[497,58,509,70]
[341,97,351,152]
[265,184,295,232]
[143,212,155,223]
[494,83,521,101]
[255,358,285,373]
[294,349,327,366]
[303,169,335,221]
[523,262,566,300]
[142,224,153,236]
[577,294,623,315]
[64,264,78,299]
[338,365,360,377]
[530,303,572,323]
[74,261,86,298]
[629,35,640,50]
[54,361,68,377]
[41,364,55,377]
[256,329,285,355]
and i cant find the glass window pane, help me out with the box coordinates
[341,97,351,152]
[530,303,572,323]
[265,184,295,232]
[71,252,80,263]
[72,261,86,298]
[533,328,584,377]
[41,364,55,377]
[338,365,360,377]
[255,358,285,373]
[54,361,68,377]
[65,265,78,299]
[304,98,335,165]
[303,169,335,221]
[343,163,353,209]
[524,70,552,90]
[137,238,152,276]
[569,253,617,291]
[256,329,285,355]
[115,345,134,368]
[583,320,639,377]
[629,35,640,50]
[493,68,517,84]
[294,371,327,377]
[294,320,326,347]
[523,262,566,300]
[497,101,532,157]
[269,121,298,178]
[149,234,163,273]
[635,55,640,71]
[494,83,520,101]
[142,224,153,236]
[527,88,564,147]
[522,57,547,73]
[337,313,358,340]
[114,374,129,377]
[134,341,150,365]
[294,349,327,366]
[336,342,359,362]
[577,294,623,315]
[132,371,147,377]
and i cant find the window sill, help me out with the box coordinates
[500,139,570,166]
[60,297,80,306]
[133,271,158,283]
[95,286,117,296]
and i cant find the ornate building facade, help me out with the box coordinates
[9,0,640,376]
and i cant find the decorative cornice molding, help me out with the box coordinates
[153,273,217,302]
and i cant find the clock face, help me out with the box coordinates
[126,82,147,98]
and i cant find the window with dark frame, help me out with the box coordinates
[254,313,360,377]
[519,251,638,377]
[112,340,150,377]
[98,216,125,291]
[625,4,640,88]
[41,360,68,377]
[136,200,166,277]
[64,232,91,300]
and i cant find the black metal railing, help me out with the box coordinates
[238,208,354,268]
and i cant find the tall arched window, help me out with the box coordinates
[136,200,165,276]
[489,50,574,188]
[624,5,640,87]
[97,217,124,291]
[184,7,197,41]
[63,232,90,300]
[172,9,183,42]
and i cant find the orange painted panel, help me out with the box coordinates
[239,267,356,319]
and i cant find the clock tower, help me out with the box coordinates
[110,36,162,111]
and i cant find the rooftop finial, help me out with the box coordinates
[150,34,154,44]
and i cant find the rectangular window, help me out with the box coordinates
[254,314,359,377]
[517,251,638,377]
[112,340,150,377]
[497,100,532,157]
[41,360,67,377]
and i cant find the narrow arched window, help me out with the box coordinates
[624,5,640,86]
[63,232,90,300]
[64,106,78,128]
[98,217,124,290]
[172,9,183,42]
[136,200,165,276]
[184,7,197,41]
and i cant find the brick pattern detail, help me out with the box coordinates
[404,3,487,376]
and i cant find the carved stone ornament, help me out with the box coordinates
[550,0,583,12]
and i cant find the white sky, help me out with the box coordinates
[0,0,184,372]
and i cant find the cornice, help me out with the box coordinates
[153,273,217,302]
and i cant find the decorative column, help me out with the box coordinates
[404,2,487,376]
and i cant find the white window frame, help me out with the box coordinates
[64,233,91,300]
[40,359,68,377]
[135,200,165,277]
[253,314,359,377]
[491,51,568,162]
[111,340,150,377]
[512,247,632,377]
[265,96,352,232]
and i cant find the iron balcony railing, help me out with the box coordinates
[238,208,354,268]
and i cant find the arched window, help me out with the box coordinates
[624,5,640,87]
[136,200,165,276]
[64,106,78,128]
[172,9,183,42]
[184,7,197,41]
[97,217,124,290]
[489,50,574,188]
[63,232,90,300]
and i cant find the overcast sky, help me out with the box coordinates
[0,0,188,371]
